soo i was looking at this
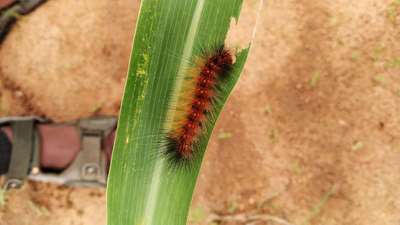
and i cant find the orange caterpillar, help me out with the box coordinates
[166,46,234,163]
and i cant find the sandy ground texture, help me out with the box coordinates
[1,0,400,225]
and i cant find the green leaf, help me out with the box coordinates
[107,1,259,225]
[310,71,321,88]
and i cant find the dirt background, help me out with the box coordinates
[1,0,400,225]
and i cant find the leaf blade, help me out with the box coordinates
[107,1,253,225]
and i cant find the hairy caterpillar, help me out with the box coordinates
[164,45,234,164]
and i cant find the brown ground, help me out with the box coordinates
[1,0,400,225]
